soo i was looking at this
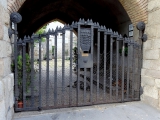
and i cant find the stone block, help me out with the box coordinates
[0,41,7,58]
[144,86,158,99]
[0,59,4,77]
[3,26,9,42]
[4,12,9,26]
[141,94,159,108]
[148,0,160,12]
[145,25,157,39]
[0,22,3,40]
[9,90,14,109]
[155,79,160,88]
[141,76,155,87]
[9,73,14,88]
[143,60,160,70]
[0,100,6,120]
[6,107,14,120]
[152,39,160,49]
[2,76,10,115]
[3,57,11,77]
[143,40,153,50]
[145,69,160,79]
[141,68,146,75]
[0,0,7,10]
[0,81,4,102]
[144,49,159,60]
[148,9,160,26]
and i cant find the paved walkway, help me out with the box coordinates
[13,102,160,120]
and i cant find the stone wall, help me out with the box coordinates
[141,0,160,108]
[0,0,14,120]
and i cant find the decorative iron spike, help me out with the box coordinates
[79,18,82,22]
[104,26,106,29]
[75,22,78,25]
[72,21,74,25]
[110,29,113,33]
[101,25,103,29]
[90,19,93,23]
[94,22,96,25]
[48,28,51,33]
[115,32,118,35]
[19,38,22,42]
[119,34,122,38]
[87,19,89,22]
[97,22,99,26]
[27,36,31,39]
[82,18,85,22]
[56,26,58,30]
[51,29,54,33]
[113,31,116,35]
[59,26,62,30]
[24,35,27,39]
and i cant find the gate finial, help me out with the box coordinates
[136,21,147,42]
[10,12,22,24]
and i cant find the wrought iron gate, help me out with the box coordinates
[11,17,143,111]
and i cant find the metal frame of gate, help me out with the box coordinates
[9,13,146,112]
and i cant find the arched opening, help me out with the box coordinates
[17,0,131,38]
[13,0,142,112]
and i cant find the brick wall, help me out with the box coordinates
[119,0,148,25]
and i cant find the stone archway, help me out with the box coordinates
[7,0,148,26]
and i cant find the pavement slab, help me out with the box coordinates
[13,102,160,120]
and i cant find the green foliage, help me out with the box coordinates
[35,25,47,42]
[52,46,55,55]
[73,47,77,63]
[11,53,32,100]
[119,47,128,56]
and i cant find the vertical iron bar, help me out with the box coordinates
[109,36,113,101]
[22,42,26,108]
[90,25,94,104]
[77,25,80,106]
[31,38,35,107]
[138,45,142,100]
[39,36,42,108]
[14,24,18,109]
[127,41,130,100]
[62,32,65,105]
[54,33,58,107]
[97,31,100,101]
[84,68,86,103]
[46,34,49,107]
[116,39,119,100]
[103,34,107,101]
[122,39,125,101]
[132,44,135,99]
[69,30,73,106]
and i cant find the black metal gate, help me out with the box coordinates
[12,17,143,111]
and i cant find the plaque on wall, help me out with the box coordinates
[129,24,133,31]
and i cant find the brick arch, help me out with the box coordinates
[119,0,148,25]
[7,0,148,25]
